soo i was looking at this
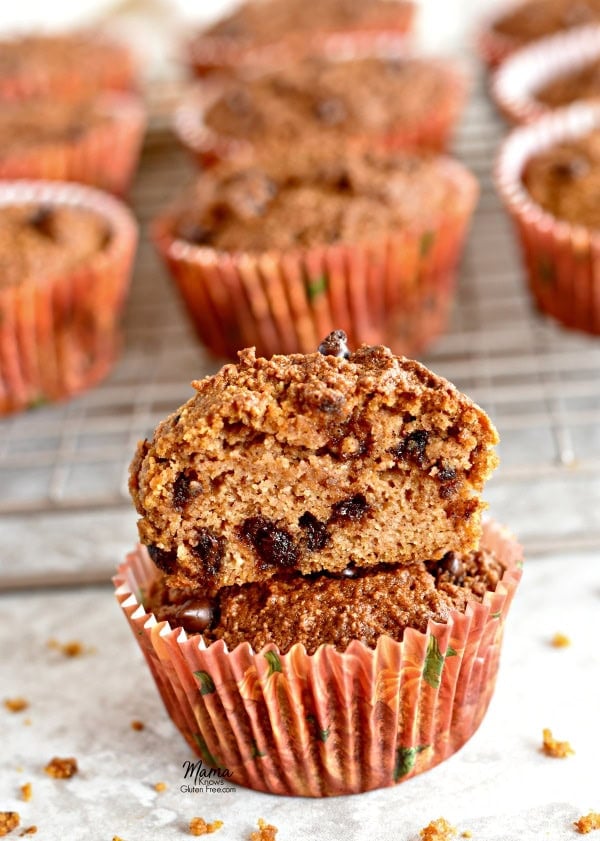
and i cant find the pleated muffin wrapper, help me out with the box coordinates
[115,520,523,798]
[476,0,535,70]
[0,93,146,197]
[492,25,600,125]
[496,101,600,335]
[0,180,138,415]
[0,31,138,104]
[174,56,468,170]
[152,156,478,361]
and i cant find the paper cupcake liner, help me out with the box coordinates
[492,25,600,124]
[0,181,138,415]
[174,57,467,170]
[476,0,533,70]
[0,93,146,197]
[152,157,478,360]
[115,520,523,797]
[496,101,600,334]
[0,33,138,104]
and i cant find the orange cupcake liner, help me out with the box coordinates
[114,520,523,797]
[0,93,146,197]
[0,181,138,415]
[152,157,478,360]
[491,25,600,124]
[174,56,468,169]
[496,101,600,334]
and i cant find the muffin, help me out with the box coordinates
[186,0,416,79]
[175,55,467,167]
[0,93,146,196]
[0,181,137,415]
[496,101,600,334]
[492,25,600,124]
[152,147,478,360]
[0,31,138,103]
[116,336,523,796]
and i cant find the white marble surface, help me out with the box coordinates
[1,552,598,840]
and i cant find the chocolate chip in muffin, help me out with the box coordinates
[240,516,299,570]
[330,493,370,523]
[28,205,55,238]
[190,528,226,576]
[389,429,430,469]
[178,221,215,246]
[147,545,178,574]
[174,598,215,633]
[318,330,350,358]
[298,511,330,551]
[551,156,590,179]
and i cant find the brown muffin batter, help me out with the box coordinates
[173,150,470,252]
[536,59,600,109]
[130,337,498,593]
[522,131,600,228]
[0,204,110,287]
[492,0,600,45]
[148,547,505,653]
[204,57,460,143]
[0,99,107,153]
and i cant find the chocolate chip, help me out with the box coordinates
[298,512,330,551]
[441,551,465,583]
[147,544,177,573]
[173,470,198,512]
[318,330,350,359]
[335,171,353,192]
[314,97,347,126]
[437,464,457,482]
[439,479,461,499]
[551,157,589,179]
[389,429,429,468]
[174,598,214,633]
[178,220,214,246]
[191,528,225,577]
[28,205,54,238]
[240,517,298,570]
[330,493,370,523]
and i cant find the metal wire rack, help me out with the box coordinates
[2,82,600,555]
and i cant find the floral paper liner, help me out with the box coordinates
[492,25,600,124]
[174,57,468,169]
[0,93,146,197]
[152,157,478,360]
[495,101,600,334]
[115,520,523,797]
[0,181,138,415]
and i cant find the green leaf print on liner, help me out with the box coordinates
[423,636,445,688]
[491,611,502,620]
[193,670,216,695]
[305,274,328,301]
[307,714,330,742]
[419,230,435,258]
[393,745,429,781]
[264,650,282,675]
[446,645,457,658]
[192,733,221,768]
[251,740,266,758]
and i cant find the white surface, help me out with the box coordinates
[1,552,597,840]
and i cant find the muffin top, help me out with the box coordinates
[536,59,600,109]
[148,546,506,653]
[130,336,498,593]
[0,99,108,153]
[172,149,475,252]
[204,0,414,43]
[0,204,110,287]
[522,130,600,228]
[492,0,600,44]
[204,56,461,142]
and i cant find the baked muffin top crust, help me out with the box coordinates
[536,59,600,109]
[0,99,107,153]
[492,0,600,44]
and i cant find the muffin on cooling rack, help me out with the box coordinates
[0,181,137,415]
[186,0,416,78]
[116,333,522,796]
[152,146,478,360]
[175,54,467,167]
[0,31,138,103]
[0,94,145,196]
[496,101,600,334]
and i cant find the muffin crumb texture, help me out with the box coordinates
[3,698,28,713]
[575,812,600,834]
[250,819,278,841]
[542,728,574,758]
[189,817,223,836]
[551,632,571,647]
[0,813,19,837]
[19,783,31,803]
[130,719,145,731]
[44,756,78,779]
[419,817,456,841]
[47,638,93,658]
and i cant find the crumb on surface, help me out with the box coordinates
[189,817,223,836]
[250,818,278,841]
[112,836,126,841]
[461,832,473,839]
[575,813,600,834]
[0,811,20,837]
[3,698,28,713]
[19,829,36,837]
[542,728,574,758]
[44,756,78,779]
[130,720,145,731]
[47,639,94,657]
[19,783,31,802]
[154,782,167,792]
[22,719,31,727]
[419,818,456,841]
[551,632,571,648]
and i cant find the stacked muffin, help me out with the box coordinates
[0,32,144,414]
[154,0,477,361]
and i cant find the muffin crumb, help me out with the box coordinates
[44,756,78,779]
[0,812,20,836]
[47,639,93,658]
[19,829,36,837]
[250,819,278,841]
[189,817,223,836]
[420,818,456,840]
[461,832,473,839]
[154,782,167,792]
[19,783,31,802]
[130,720,145,731]
[550,632,571,648]
[3,698,28,713]
[575,813,600,834]
[542,728,574,758]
